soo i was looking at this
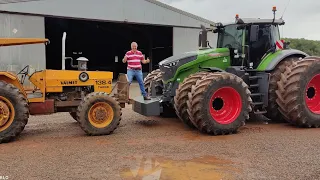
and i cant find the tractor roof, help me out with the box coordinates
[214,18,285,28]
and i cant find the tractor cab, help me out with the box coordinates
[201,6,287,69]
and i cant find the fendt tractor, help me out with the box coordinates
[0,33,130,143]
[133,7,320,135]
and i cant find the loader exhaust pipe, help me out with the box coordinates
[62,32,66,70]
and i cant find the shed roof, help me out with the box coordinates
[0,0,215,28]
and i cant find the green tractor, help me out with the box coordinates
[133,7,320,135]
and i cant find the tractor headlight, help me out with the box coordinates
[168,61,179,67]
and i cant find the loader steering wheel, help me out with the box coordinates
[17,65,30,85]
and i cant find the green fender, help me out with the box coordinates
[257,49,309,71]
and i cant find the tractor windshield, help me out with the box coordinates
[217,24,243,51]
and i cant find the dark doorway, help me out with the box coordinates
[44,17,173,79]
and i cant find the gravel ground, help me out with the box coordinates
[1,83,320,180]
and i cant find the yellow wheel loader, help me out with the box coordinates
[0,33,130,143]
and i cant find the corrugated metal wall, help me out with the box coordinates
[0,0,213,28]
[0,13,45,86]
[173,27,217,55]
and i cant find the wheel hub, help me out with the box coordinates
[93,107,108,123]
[209,87,242,124]
[305,74,320,114]
[88,102,114,128]
[212,97,224,111]
[0,101,10,127]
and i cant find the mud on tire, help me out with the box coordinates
[144,69,163,95]
[266,56,300,122]
[174,71,211,129]
[0,81,29,143]
[276,57,320,127]
[77,92,122,135]
[187,72,252,135]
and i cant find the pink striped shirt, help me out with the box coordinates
[125,50,143,70]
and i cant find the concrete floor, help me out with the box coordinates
[1,83,320,180]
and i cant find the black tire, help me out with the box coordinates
[276,57,320,127]
[76,92,122,135]
[144,69,163,95]
[174,71,211,129]
[69,112,78,122]
[266,56,300,122]
[0,81,29,143]
[187,72,252,135]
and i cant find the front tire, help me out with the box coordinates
[187,72,252,135]
[77,92,122,135]
[174,71,210,129]
[266,56,299,122]
[276,57,320,127]
[144,69,163,95]
[0,81,29,143]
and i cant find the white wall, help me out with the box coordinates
[173,27,217,55]
[0,13,46,86]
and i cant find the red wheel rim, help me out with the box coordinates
[305,74,320,114]
[209,87,242,124]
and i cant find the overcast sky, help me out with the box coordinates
[158,0,320,40]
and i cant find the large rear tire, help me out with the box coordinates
[77,92,122,135]
[187,72,252,135]
[276,57,320,127]
[174,71,211,129]
[144,69,163,95]
[266,56,299,122]
[0,81,29,143]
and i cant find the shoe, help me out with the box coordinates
[143,96,151,100]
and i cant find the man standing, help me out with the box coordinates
[123,42,151,100]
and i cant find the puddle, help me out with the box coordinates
[120,155,242,180]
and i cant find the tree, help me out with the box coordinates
[283,38,320,56]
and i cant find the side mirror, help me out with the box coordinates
[250,25,259,42]
[198,33,202,47]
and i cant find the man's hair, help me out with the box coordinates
[131,42,138,47]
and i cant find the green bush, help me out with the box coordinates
[283,38,320,56]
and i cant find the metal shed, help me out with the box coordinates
[0,0,217,78]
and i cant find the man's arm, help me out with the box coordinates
[141,55,150,64]
[122,55,127,63]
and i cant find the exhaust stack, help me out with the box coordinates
[62,32,66,70]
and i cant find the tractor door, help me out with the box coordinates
[248,24,274,68]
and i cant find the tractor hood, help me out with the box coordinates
[159,52,198,66]
[159,48,228,66]
[158,48,229,83]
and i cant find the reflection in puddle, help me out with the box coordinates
[120,155,242,180]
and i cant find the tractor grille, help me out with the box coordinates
[159,54,197,82]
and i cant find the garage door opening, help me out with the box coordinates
[44,17,173,79]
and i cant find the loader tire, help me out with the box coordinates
[187,72,252,135]
[276,57,320,127]
[144,69,163,95]
[0,81,29,143]
[266,56,299,122]
[174,71,211,129]
[77,92,122,135]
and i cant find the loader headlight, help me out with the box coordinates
[79,72,89,82]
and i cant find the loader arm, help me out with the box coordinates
[0,38,49,46]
